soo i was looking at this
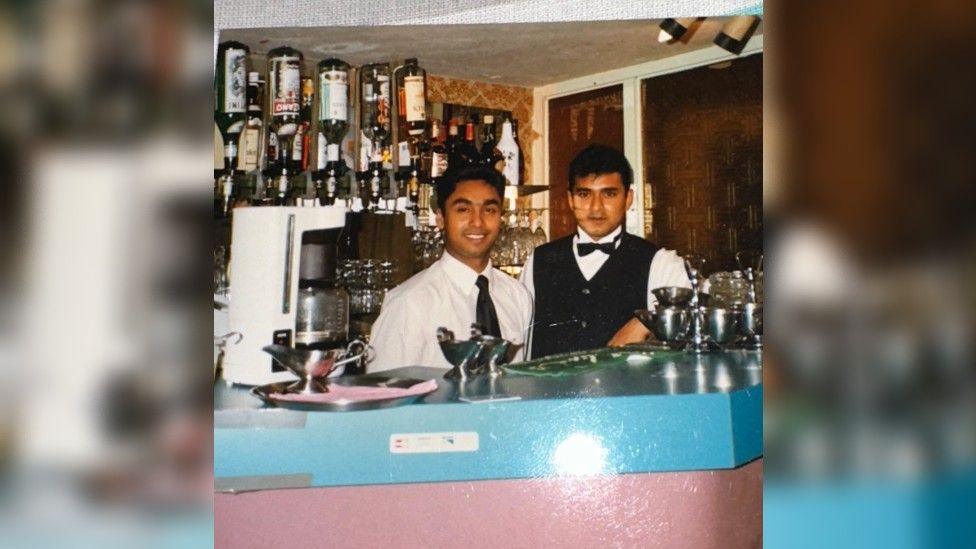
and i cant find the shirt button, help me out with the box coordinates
[581,321,588,328]
[582,288,590,295]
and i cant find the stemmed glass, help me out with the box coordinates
[214,246,230,298]
[532,210,548,249]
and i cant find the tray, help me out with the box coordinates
[502,344,677,377]
[250,374,436,412]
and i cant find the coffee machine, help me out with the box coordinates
[222,206,348,385]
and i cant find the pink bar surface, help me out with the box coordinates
[216,458,762,548]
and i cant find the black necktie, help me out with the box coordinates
[475,275,502,338]
[577,239,618,256]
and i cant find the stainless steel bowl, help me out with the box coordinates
[702,307,739,346]
[634,307,691,345]
[438,339,485,370]
[262,341,366,382]
[739,302,763,336]
[651,286,694,307]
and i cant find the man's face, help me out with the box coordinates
[568,172,633,239]
[437,180,503,266]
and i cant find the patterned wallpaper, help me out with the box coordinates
[428,74,535,185]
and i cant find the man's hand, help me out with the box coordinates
[607,317,651,347]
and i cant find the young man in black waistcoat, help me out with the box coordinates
[520,144,690,359]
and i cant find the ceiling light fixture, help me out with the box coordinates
[657,17,699,43]
[714,15,761,55]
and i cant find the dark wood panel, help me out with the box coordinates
[547,85,624,240]
[643,55,763,272]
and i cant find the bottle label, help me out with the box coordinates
[398,141,411,167]
[223,48,247,113]
[272,56,301,117]
[240,128,260,171]
[378,76,391,127]
[431,151,448,178]
[292,125,305,161]
[359,131,371,171]
[317,132,327,169]
[404,76,425,122]
[319,70,348,121]
[502,148,520,186]
[327,143,340,162]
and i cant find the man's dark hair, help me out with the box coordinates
[567,143,633,191]
[435,165,506,212]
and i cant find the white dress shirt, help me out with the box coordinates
[369,251,534,372]
[519,226,691,307]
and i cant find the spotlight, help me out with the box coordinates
[714,15,761,55]
[657,17,699,43]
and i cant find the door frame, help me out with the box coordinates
[532,35,764,237]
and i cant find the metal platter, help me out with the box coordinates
[502,343,675,377]
[250,374,436,412]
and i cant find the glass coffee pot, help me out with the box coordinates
[295,280,350,349]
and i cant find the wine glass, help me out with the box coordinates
[532,209,548,248]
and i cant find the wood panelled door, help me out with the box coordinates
[643,54,763,272]
[547,85,624,241]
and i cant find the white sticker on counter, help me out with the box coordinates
[389,432,479,454]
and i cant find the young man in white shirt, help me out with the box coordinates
[520,144,689,359]
[369,166,533,372]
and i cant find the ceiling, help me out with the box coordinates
[220,18,762,88]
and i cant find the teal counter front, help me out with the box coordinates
[214,348,762,491]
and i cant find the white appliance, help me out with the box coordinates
[223,206,347,385]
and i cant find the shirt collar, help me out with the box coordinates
[575,225,623,245]
[437,251,492,296]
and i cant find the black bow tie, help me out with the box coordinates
[577,240,618,257]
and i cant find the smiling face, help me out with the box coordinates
[568,172,634,239]
[437,179,503,272]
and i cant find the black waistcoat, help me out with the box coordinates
[530,232,657,359]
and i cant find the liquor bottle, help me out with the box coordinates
[294,77,314,174]
[360,63,392,206]
[394,58,428,138]
[266,46,304,205]
[480,115,504,173]
[455,117,483,167]
[234,72,263,204]
[238,71,264,173]
[214,41,249,175]
[315,57,350,205]
[360,63,391,150]
[496,118,522,186]
[429,120,448,185]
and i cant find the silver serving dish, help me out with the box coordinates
[702,307,740,345]
[262,340,366,389]
[651,286,694,307]
[250,374,434,412]
[738,301,763,349]
[437,325,519,379]
[634,307,691,347]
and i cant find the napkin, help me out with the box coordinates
[271,379,438,404]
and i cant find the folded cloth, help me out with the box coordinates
[271,379,438,404]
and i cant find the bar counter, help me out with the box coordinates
[215,348,763,547]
